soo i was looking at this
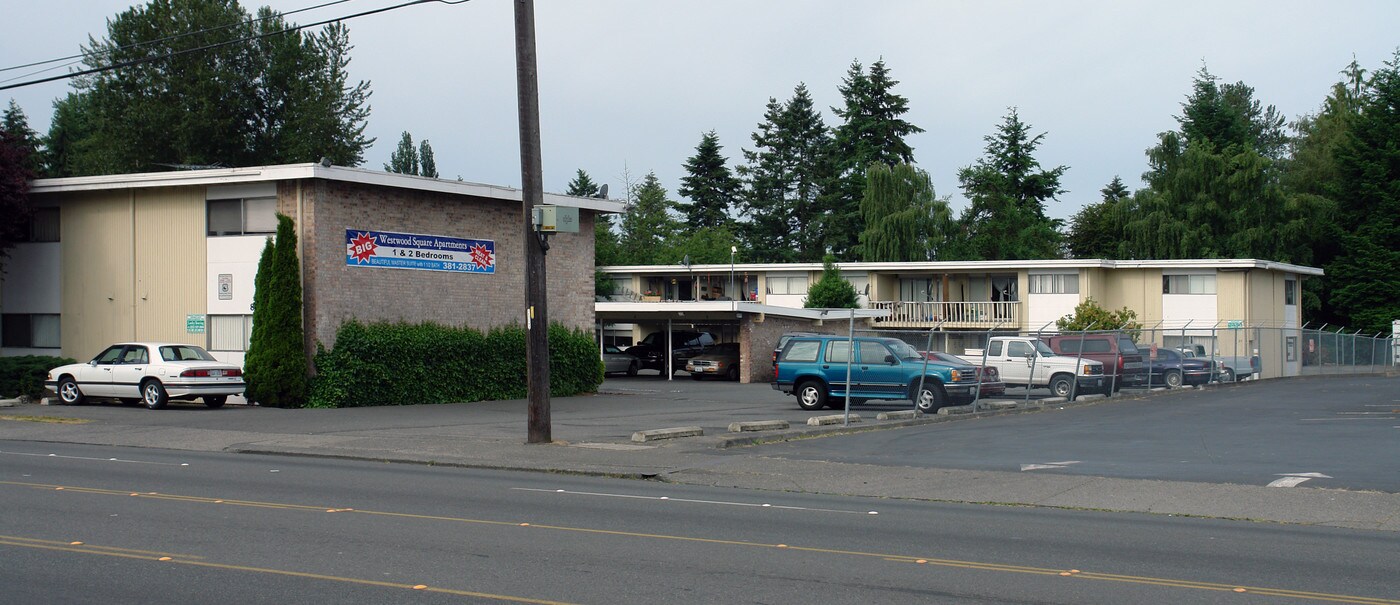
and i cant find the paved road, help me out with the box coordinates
[3,442,1397,605]
[751,375,1400,492]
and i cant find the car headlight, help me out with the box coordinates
[950,370,961,382]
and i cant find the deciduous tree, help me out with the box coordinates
[858,163,950,262]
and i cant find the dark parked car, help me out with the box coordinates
[1146,347,1214,387]
[923,350,1006,399]
[626,330,716,375]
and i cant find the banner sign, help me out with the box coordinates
[346,229,495,274]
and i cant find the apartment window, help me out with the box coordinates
[1284,279,1297,306]
[17,207,60,242]
[208,315,253,351]
[1,314,60,348]
[766,276,808,295]
[1163,274,1216,294]
[208,198,277,236]
[899,278,935,302]
[1029,274,1079,294]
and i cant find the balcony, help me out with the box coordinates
[869,301,1021,329]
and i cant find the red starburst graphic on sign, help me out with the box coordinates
[469,243,495,270]
[348,232,378,264]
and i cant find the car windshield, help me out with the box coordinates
[159,345,217,362]
[886,340,925,361]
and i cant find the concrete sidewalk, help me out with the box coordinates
[3,379,1398,532]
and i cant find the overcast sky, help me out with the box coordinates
[4,1,1398,220]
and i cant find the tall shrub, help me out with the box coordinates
[242,237,275,403]
[245,214,307,407]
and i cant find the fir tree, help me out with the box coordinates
[618,172,679,265]
[804,256,860,309]
[948,108,1066,260]
[245,215,307,407]
[1066,176,1130,259]
[677,131,740,230]
[738,84,832,263]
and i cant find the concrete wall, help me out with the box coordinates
[740,314,831,383]
[294,179,597,354]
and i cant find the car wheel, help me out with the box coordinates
[141,380,168,410]
[204,396,227,409]
[1165,370,1182,388]
[914,383,946,413]
[626,361,638,377]
[57,377,84,405]
[727,366,739,382]
[795,381,827,411]
[1050,374,1073,398]
[1221,368,1235,383]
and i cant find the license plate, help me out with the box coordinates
[208,370,223,377]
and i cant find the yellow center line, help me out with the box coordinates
[0,537,575,605]
[6,480,1397,605]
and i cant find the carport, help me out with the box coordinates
[594,301,889,383]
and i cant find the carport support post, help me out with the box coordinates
[666,320,673,382]
[514,0,550,444]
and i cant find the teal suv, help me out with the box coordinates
[773,335,981,412]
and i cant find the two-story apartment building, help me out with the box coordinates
[1,164,621,369]
[598,259,1321,382]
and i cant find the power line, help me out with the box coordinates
[0,0,356,76]
[0,0,470,92]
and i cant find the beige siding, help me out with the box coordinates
[55,188,207,359]
[134,187,207,346]
[1098,269,1164,334]
[59,191,135,359]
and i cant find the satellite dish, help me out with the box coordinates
[597,183,609,198]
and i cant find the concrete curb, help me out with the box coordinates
[632,426,704,442]
[938,405,973,415]
[807,414,861,426]
[875,410,921,421]
[727,420,789,433]
[978,399,1020,410]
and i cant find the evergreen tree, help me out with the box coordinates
[50,0,372,175]
[858,163,950,262]
[0,130,35,270]
[1328,49,1400,334]
[825,59,923,258]
[677,130,740,229]
[417,140,438,178]
[804,256,860,309]
[245,215,307,407]
[2,101,45,175]
[948,108,1066,260]
[1066,176,1130,259]
[618,172,679,265]
[738,84,832,263]
[385,132,420,175]
[1124,66,1326,264]
[242,237,276,404]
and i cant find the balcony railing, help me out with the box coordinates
[869,301,1021,329]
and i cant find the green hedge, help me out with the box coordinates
[308,321,603,408]
[0,355,76,399]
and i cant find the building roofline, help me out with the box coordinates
[599,258,1324,276]
[29,163,625,213]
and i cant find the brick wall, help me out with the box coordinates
[285,179,596,354]
[739,315,835,383]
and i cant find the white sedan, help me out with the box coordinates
[46,342,246,409]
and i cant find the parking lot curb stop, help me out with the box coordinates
[1040,397,1069,404]
[807,414,861,426]
[938,405,974,415]
[631,426,704,442]
[1077,393,1107,401]
[978,400,1019,410]
[875,410,922,421]
[728,420,790,433]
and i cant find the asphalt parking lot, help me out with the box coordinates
[753,374,1400,492]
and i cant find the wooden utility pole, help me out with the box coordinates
[514,0,550,443]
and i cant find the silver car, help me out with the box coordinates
[601,345,639,376]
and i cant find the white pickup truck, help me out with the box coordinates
[962,336,1107,399]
